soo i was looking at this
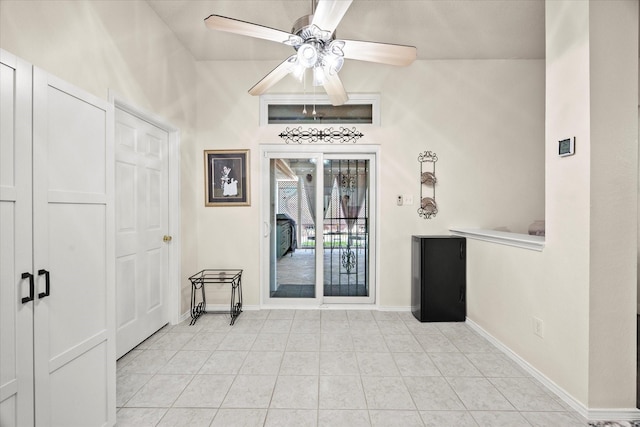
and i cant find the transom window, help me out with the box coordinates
[259,94,380,126]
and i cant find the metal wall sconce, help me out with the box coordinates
[418,151,438,219]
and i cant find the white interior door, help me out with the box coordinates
[0,50,34,427]
[115,108,170,358]
[32,67,115,426]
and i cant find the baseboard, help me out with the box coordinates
[177,310,190,324]
[466,318,640,422]
[252,305,412,311]
[201,304,408,313]
[378,306,411,312]
[201,304,410,312]
[204,304,260,311]
[175,304,261,324]
[585,409,640,421]
[319,304,379,310]
[259,304,379,310]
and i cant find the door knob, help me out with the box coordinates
[163,235,173,243]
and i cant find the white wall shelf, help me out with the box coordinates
[449,227,545,252]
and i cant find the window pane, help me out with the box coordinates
[268,104,373,124]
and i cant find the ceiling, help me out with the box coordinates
[146,0,545,61]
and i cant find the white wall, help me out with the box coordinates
[0,0,200,314]
[196,59,545,307]
[467,0,638,412]
[586,0,637,409]
[0,0,544,312]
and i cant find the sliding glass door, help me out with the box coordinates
[322,156,371,303]
[269,156,318,300]
[262,147,376,306]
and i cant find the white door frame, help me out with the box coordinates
[108,91,181,325]
[260,144,380,308]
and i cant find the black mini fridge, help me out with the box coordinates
[411,236,466,322]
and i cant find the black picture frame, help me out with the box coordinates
[204,149,250,206]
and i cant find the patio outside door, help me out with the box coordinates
[322,156,371,303]
[262,147,376,306]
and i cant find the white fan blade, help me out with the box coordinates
[248,56,296,96]
[342,39,417,66]
[204,14,293,44]
[312,0,353,34]
[323,72,349,106]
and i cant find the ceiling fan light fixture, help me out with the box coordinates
[286,55,305,81]
[205,0,416,105]
[296,23,332,44]
[297,42,319,68]
[313,66,325,86]
[324,53,344,75]
[328,39,345,56]
[284,34,304,47]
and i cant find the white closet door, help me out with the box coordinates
[32,68,115,426]
[115,108,170,358]
[0,50,34,427]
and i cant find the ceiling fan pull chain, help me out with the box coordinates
[312,83,317,116]
[302,70,307,114]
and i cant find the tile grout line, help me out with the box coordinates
[115,310,590,426]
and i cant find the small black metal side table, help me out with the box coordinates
[188,269,243,325]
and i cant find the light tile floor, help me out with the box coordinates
[116,310,588,427]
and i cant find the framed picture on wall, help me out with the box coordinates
[204,149,250,206]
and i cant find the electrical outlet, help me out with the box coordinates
[404,195,414,205]
[397,195,403,206]
[533,317,544,338]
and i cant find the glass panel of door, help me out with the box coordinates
[267,153,372,303]
[322,158,370,300]
[270,157,317,299]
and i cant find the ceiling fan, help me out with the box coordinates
[204,0,417,106]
